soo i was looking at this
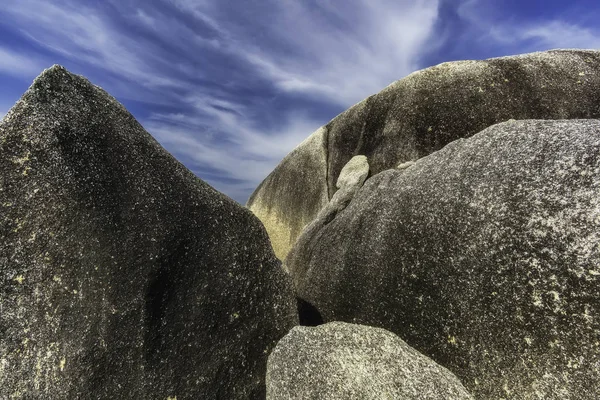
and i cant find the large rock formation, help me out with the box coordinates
[248,49,600,260]
[0,66,297,399]
[286,119,600,399]
[266,322,473,400]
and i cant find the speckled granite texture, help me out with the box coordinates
[267,322,473,400]
[0,66,298,399]
[287,119,600,399]
[248,49,600,261]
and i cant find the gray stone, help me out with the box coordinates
[396,161,416,170]
[286,120,600,399]
[0,65,298,399]
[266,322,473,400]
[335,155,369,190]
[248,49,600,260]
[300,155,369,242]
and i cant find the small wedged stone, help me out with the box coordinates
[311,155,370,229]
[335,155,369,189]
[396,160,416,170]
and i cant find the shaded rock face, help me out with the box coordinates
[286,120,600,399]
[0,66,298,399]
[248,49,600,260]
[266,322,473,400]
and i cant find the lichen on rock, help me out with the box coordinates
[267,322,474,400]
[249,49,600,261]
[0,65,298,399]
[286,119,600,399]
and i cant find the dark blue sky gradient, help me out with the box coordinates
[1,0,598,202]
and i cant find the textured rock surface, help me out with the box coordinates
[247,127,329,260]
[335,155,369,190]
[287,120,600,399]
[0,66,298,399]
[267,322,473,400]
[294,155,370,251]
[248,49,600,260]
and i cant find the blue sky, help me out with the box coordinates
[1,0,599,203]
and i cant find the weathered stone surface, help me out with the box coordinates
[267,322,473,400]
[287,120,600,399]
[295,156,369,251]
[247,127,329,260]
[0,66,298,399]
[335,155,369,190]
[248,49,600,260]
[396,160,415,170]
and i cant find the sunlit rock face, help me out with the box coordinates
[266,322,474,400]
[248,49,600,261]
[247,127,329,261]
[287,119,600,399]
[0,66,298,399]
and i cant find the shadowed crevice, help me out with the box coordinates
[297,298,323,326]
[145,264,174,364]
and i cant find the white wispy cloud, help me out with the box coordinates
[167,0,225,35]
[0,0,441,202]
[145,107,322,200]
[518,21,600,50]
[174,0,441,106]
[0,46,48,78]
[457,0,600,53]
